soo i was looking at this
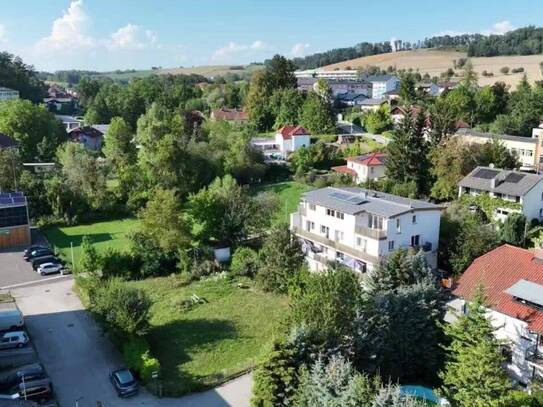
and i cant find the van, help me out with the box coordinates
[0,303,24,331]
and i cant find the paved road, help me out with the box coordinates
[11,279,252,407]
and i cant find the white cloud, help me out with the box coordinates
[212,40,266,61]
[291,42,310,57]
[109,24,156,50]
[483,20,515,35]
[38,0,95,50]
[434,20,516,37]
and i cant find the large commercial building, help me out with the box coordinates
[0,192,30,249]
[290,187,442,273]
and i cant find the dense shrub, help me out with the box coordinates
[230,247,260,277]
[121,335,161,384]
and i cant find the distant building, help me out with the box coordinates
[333,152,386,183]
[55,115,84,131]
[290,187,442,273]
[297,77,372,98]
[359,98,387,112]
[68,126,105,151]
[336,92,368,107]
[0,192,30,249]
[210,108,248,122]
[447,244,543,386]
[251,126,311,160]
[365,75,400,99]
[0,87,19,101]
[458,166,543,222]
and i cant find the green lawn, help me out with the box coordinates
[130,276,289,396]
[43,218,138,265]
[253,181,314,223]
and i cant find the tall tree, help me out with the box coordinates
[427,97,459,146]
[399,73,417,105]
[274,89,304,128]
[385,110,430,197]
[300,91,336,134]
[500,213,527,246]
[0,52,46,103]
[246,70,273,131]
[103,117,136,172]
[265,54,297,90]
[440,287,512,407]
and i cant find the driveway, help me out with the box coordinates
[11,279,252,407]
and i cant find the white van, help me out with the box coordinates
[0,304,24,331]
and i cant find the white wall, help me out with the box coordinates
[521,181,543,222]
[346,161,385,183]
[291,135,310,151]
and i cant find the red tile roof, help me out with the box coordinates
[277,125,310,140]
[453,244,543,333]
[347,152,386,166]
[211,108,248,122]
[332,165,357,177]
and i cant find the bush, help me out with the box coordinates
[500,66,510,75]
[511,67,525,74]
[121,335,161,384]
[230,247,259,277]
[101,248,140,280]
[191,259,221,280]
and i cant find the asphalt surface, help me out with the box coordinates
[11,279,252,407]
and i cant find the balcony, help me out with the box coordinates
[299,206,307,216]
[355,224,387,240]
[291,223,380,265]
[526,346,543,370]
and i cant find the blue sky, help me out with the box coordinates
[1,0,542,72]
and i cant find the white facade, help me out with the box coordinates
[447,299,543,385]
[371,77,400,99]
[290,188,441,273]
[346,159,385,183]
[274,133,310,155]
[0,87,19,101]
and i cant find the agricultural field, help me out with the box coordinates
[130,276,289,395]
[324,49,543,87]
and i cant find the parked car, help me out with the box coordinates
[23,248,53,261]
[31,256,63,271]
[0,305,24,331]
[23,245,48,256]
[10,378,53,402]
[0,363,45,390]
[0,332,29,350]
[36,263,63,276]
[110,368,138,398]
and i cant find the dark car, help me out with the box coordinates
[0,363,45,390]
[23,248,53,261]
[31,256,63,271]
[10,378,53,402]
[110,368,138,398]
[23,245,48,256]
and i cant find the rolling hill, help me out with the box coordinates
[323,49,543,87]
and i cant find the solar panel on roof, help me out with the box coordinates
[330,192,351,201]
[504,173,525,184]
[346,196,366,205]
[473,168,499,179]
[505,279,543,308]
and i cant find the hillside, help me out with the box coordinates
[323,49,543,87]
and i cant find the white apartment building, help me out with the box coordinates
[332,152,386,184]
[290,187,442,273]
[0,87,19,101]
[458,166,543,222]
[366,75,400,99]
[447,244,543,386]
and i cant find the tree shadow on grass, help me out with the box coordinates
[45,229,114,250]
[147,318,238,397]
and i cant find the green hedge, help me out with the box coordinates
[122,335,161,384]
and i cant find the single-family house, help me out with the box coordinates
[458,166,543,222]
[210,108,248,122]
[290,187,442,273]
[0,87,19,101]
[68,126,104,151]
[447,244,543,386]
[251,126,311,160]
[332,152,386,183]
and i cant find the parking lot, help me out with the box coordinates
[0,243,71,290]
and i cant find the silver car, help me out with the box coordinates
[0,331,29,350]
[36,262,63,276]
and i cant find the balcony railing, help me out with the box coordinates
[292,224,380,265]
[355,224,387,240]
[526,346,543,370]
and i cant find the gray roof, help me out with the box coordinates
[458,166,543,196]
[302,187,440,218]
[337,92,367,102]
[455,128,537,144]
[505,279,543,307]
[359,98,385,106]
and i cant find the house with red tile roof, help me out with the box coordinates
[448,244,543,385]
[333,152,386,183]
[274,126,311,157]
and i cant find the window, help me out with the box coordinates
[336,211,344,220]
[321,225,330,238]
[321,246,328,254]
[368,214,383,230]
[527,150,534,157]
[388,241,395,251]
[540,208,543,218]
[410,235,420,247]
[305,221,314,231]
[356,237,367,251]
[370,167,374,174]
[336,251,345,260]
[396,218,401,233]
[334,230,344,241]
[326,209,336,217]
[519,149,525,156]
[412,215,417,224]
[309,204,316,211]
